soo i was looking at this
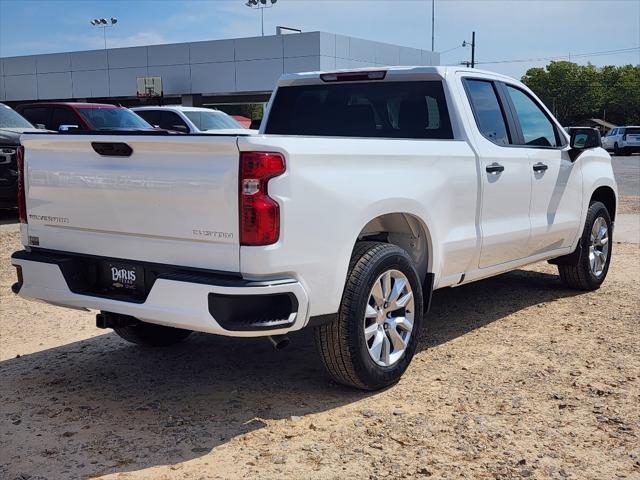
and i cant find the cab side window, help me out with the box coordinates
[159,111,189,133]
[464,79,511,146]
[20,107,50,129]
[135,110,160,127]
[51,108,82,131]
[506,86,559,147]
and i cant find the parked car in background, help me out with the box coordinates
[15,102,155,132]
[602,126,640,155]
[232,115,252,128]
[0,103,42,209]
[132,106,256,134]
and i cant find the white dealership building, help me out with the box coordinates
[0,31,440,106]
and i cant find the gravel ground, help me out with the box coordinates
[0,226,638,480]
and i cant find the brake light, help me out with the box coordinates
[16,146,27,224]
[622,133,627,140]
[320,70,387,82]
[239,152,285,246]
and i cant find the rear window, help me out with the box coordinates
[265,80,453,139]
[77,108,152,130]
[626,128,640,135]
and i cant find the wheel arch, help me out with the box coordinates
[590,185,617,221]
[352,211,436,312]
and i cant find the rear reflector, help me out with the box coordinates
[320,70,387,82]
[239,152,285,246]
[16,145,27,224]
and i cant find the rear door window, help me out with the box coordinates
[265,80,453,139]
[20,107,50,129]
[51,108,82,131]
[135,110,161,127]
[463,79,510,146]
[159,111,190,132]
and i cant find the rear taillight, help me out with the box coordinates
[622,133,627,140]
[16,145,27,224]
[239,152,285,246]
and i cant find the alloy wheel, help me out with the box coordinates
[363,269,414,367]
[589,216,609,277]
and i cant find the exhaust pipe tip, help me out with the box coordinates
[268,335,290,350]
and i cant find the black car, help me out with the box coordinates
[0,103,41,209]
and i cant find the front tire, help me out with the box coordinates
[114,321,192,347]
[314,242,424,390]
[558,201,612,291]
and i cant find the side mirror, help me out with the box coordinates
[59,124,79,132]
[250,118,262,130]
[569,128,601,162]
[35,123,47,130]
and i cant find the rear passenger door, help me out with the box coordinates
[462,77,533,268]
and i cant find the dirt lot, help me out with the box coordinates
[1,228,639,479]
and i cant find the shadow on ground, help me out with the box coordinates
[0,267,580,478]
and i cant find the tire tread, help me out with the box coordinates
[314,242,419,390]
[558,201,611,291]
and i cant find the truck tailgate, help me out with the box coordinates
[20,134,240,272]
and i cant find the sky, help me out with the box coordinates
[0,0,638,79]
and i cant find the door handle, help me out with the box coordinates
[533,162,548,172]
[485,163,505,174]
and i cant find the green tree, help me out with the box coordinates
[521,62,640,126]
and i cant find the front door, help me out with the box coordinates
[502,84,583,255]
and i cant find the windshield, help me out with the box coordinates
[77,107,152,130]
[184,110,243,130]
[0,104,34,129]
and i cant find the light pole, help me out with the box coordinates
[244,0,278,37]
[431,0,435,52]
[462,31,476,68]
[90,17,118,50]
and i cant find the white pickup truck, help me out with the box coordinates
[12,67,617,390]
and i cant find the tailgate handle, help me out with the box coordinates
[91,142,133,157]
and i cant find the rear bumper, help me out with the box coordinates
[11,249,309,337]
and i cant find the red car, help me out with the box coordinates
[15,102,154,132]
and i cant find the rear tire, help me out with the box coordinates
[558,201,612,291]
[114,321,192,347]
[314,242,424,390]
